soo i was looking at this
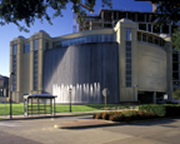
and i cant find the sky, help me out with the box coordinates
[0,0,152,77]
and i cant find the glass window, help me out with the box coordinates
[125,28,132,41]
[13,44,17,55]
[154,37,159,45]
[45,41,49,50]
[137,32,142,41]
[126,63,132,69]
[125,31,132,88]
[53,41,62,48]
[148,35,153,43]
[34,39,39,50]
[61,34,114,47]
[126,81,132,87]
[24,43,30,53]
[33,51,38,90]
[126,52,132,58]
[143,33,147,42]
[160,39,164,47]
[126,76,132,81]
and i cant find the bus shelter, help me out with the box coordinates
[23,94,57,116]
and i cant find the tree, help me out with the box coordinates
[149,1,180,50]
[0,0,112,32]
[171,26,180,50]
[172,88,180,99]
[136,0,180,24]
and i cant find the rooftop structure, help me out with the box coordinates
[78,9,177,36]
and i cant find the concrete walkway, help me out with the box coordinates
[0,109,141,129]
[0,108,136,120]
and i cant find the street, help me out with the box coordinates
[0,115,180,144]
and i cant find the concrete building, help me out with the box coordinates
[10,19,172,104]
[0,74,9,97]
[78,9,179,92]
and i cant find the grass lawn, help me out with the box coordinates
[0,103,134,115]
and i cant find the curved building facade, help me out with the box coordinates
[10,19,172,104]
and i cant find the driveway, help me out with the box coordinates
[0,115,180,144]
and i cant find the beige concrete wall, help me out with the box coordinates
[114,19,138,102]
[137,43,167,91]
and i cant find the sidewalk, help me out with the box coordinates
[0,109,136,120]
[0,109,141,129]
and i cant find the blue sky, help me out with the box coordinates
[0,0,152,77]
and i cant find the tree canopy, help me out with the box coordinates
[149,0,180,50]
[0,0,112,32]
[150,0,180,25]
[1,0,180,33]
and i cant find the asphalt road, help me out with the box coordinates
[0,115,180,144]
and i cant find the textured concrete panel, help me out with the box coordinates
[43,42,119,103]
[138,43,167,91]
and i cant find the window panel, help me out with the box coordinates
[125,28,132,87]
[24,43,30,53]
[61,34,114,47]
[13,44,17,55]
[125,28,132,41]
[34,39,39,50]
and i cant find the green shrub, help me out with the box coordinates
[139,104,165,117]
[93,110,160,122]
[92,113,96,119]
[172,89,180,99]
[102,112,114,120]
[93,112,104,119]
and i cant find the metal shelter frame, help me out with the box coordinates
[23,94,57,116]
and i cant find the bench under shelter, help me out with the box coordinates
[23,94,57,116]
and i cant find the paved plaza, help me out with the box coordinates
[0,115,180,144]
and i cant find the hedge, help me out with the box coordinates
[139,104,165,117]
[93,104,180,122]
[92,110,158,122]
[139,104,180,117]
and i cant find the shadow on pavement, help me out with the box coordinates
[129,119,176,126]
[77,116,93,119]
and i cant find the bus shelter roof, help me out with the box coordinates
[24,94,57,99]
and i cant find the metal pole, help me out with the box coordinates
[10,89,12,119]
[4,91,6,117]
[69,88,72,112]
[50,99,52,115]
[38,98,40,115]
[54,98,55,116]
[9,72,14,119]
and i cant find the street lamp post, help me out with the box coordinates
[10,72,15,119]
[69,88,72,112]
